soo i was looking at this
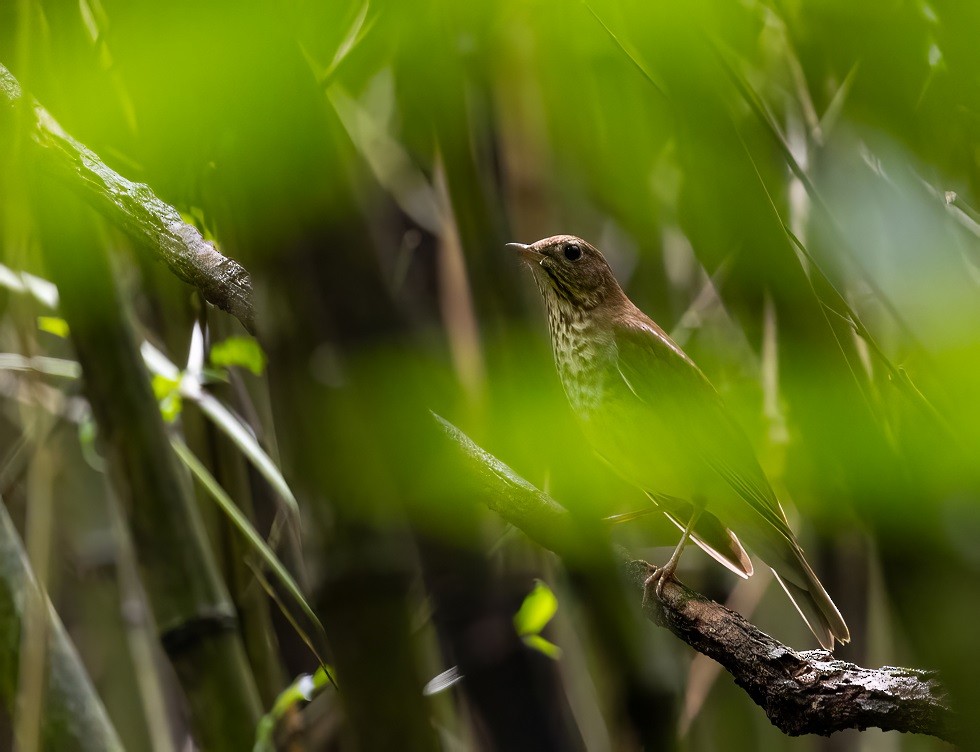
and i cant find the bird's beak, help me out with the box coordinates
[506,242,546,264]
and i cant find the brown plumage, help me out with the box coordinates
[510,234,849,650]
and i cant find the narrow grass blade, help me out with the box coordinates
[0,354,81,379]
[582,2,669,100]
[170,438,324,642]
[141,340,301,523]
[191,392,301,523]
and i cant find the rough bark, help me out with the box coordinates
[626,561,954,741]
[0,63,254,333]
[436,413,958,743]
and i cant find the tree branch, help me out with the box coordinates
[434,413,958,743]
[626,561,954,741]
[0,63,255,333]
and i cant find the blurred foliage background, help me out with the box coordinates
[0,0,978,749]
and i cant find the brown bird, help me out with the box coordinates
[510,234,849,650]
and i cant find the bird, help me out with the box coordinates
[509,234,849,650]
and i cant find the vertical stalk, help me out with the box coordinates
[35,187,262,751]
[0,501,125,751]
[183,398,285,706]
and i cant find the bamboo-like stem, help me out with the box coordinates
[183,397,284,706]
[34,188,262,751]
[0,501,125,751]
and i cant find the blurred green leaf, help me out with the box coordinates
[522,634,563,661]
[37,316,69,338]
[253,666,337,752]
[151,373,179,400]
[159,392,182,423]
[141,341,300,523]
[514,581,562,660]
[151,373,183,422]
[514,579,559,637]
[210,336,267,376]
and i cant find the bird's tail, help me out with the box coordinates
[771,548,849,651]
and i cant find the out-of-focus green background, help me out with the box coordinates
[1,0,978,749]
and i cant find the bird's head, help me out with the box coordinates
[508,235,623,311]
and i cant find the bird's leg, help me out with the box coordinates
[644,508,702,599]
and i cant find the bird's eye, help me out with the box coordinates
[563,243,582,261]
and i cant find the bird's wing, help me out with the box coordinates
[612,316,791,538]
[613,316,849,648]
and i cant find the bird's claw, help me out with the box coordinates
[642,562,676,602]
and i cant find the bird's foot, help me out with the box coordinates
[642,562,676,602]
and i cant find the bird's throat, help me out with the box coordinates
[545,296,614,414]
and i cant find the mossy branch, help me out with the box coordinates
[435,413,958,743]
[0,63,255,333]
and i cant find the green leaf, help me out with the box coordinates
[253,716,276,752]
[199,367,229,385]
[142,340,300,529]
[171,438,326,644]
[310,665,337,692]
[159,392,183,423]
[151,373,180,400]
[37,316,69,338]
[522,634,562,660]
[152,374,183,422]
[513,579,559,637]
[194,392,300,521]
[210,336,267,376]
[254,667,336,752]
